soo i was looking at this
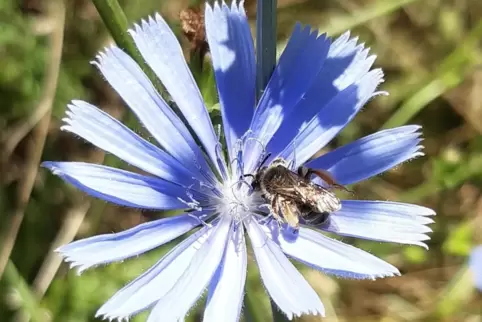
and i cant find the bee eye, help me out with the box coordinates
[297,166,308,178]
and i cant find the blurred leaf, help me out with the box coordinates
[443,220,474,257]
[401,153,482,202]
[190,53,218,109]
[429,265,475,319]
[322,0,420,36]
[2,260,48,322]
[44,246,170,321]
[0,2,46,121]
[403,246,428,264]
[276,0,422,56]
[382,19,482,128]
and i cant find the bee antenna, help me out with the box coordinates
[243,152,272,180]
[257,152,271,170]
[291,137,298,171]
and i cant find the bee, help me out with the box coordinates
[249,157,347,229]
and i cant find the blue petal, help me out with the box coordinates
[57,211,211,273]
[205,2,255,157]
[147,216,233,322]
[469,245,482,291]
[93,47,217,184]
[204,224,247,322]
[42,162,206,209]
[246,219,325,319]
[278,69,386,167]
[307,125,423,185]
[62,100,208,189]
[267,32,376,158]
[262,221,400,279]
[245,24,331,172]
[129,15,226,177]
[319,201,434,248]
[97,225,213,320]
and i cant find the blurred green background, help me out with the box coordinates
[1,0,482,321]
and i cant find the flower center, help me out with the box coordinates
[217,178,257,222]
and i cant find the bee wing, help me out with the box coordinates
[307,185,341,213]
[273,177,316,200]
[277,181,340,213]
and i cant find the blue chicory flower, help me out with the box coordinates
[469,245,482,291]
[43,1,435,321]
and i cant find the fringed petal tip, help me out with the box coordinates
[55,246,95,274]
[95,311,132,322]
[273,303,326,321]
[320,265,401,280]
[321,201,435,250]
[207,0,247,11]
[287,22,330,40]
[315,265,401,281]
[61,259,92,275]
[41,161,61,174]
[278,306,325,320]
[373,90,389,97]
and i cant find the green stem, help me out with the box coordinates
[3,260,45,322]
[91,0,165,95]
[91,0,137,59]
[256,0,277,101]
[256,2,289,321]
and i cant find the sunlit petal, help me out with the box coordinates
[97,225,213,320]
[58,211,212,273]
[262,221,400,279]
[205,2,255,156]
[147,216,233,322]
[319,201,435,248]
[129,15,225,176]
[246,219,325,319]
[308,125,423,185]
[204,224,247,322]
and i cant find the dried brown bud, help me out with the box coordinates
[180,6,208,61]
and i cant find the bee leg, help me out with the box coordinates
[270,195,285,229]
[306,169,355,195]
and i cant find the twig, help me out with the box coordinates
[0,0,66,279]
[3,98,55,161]
[32,201,91,298]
